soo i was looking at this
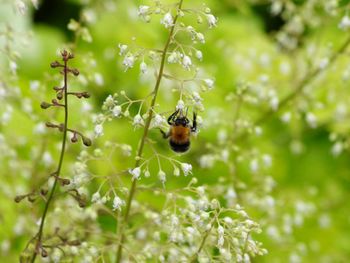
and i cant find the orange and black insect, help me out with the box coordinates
[161,109,197,153]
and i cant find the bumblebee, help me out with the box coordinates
[161,109,197,153]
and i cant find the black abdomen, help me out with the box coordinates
[170,140,190,153]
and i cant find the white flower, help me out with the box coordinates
[168,52,179,64]
[140,61,148,74]
[30,80,40,91]
[91,192,101,203]
[182,55,192,70]
[144,170,150,178]
[153,114,164,127]
[123,55,135,71]
[16,0,26,15]
[158,170,166,184]
[112,105,122,117]
[306,112,317,128]
[281,112,291,123]
[94,124,104,137]
[94,73,104,86]
[339,15,350,30]
[181,163,192,176]
[250,159,259,173]
[195,50,203,61]
[9,61,18,74]
[176,100,185,110]
[129,167,141,180]
[204,79,214,89]
[196,33,205,43]
[133,114,144,126]
[262,154,272,167]
[206,14,217,28]
[161,12,173,28]
[218,225,224,235]
[112,195,125,211]
[118,44,128,56]
[331,142,343,157]
[270,96,279,111]
[138,5,150,16]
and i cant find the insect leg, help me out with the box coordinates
[191,112,197,132]
[167,109,179,125]
[160,129,170,139]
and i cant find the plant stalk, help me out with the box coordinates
[30,58,69,263]
[115,1,184,262]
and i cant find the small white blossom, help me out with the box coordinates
[94,73,104,86]
[196,33,205,43]
[339,15,350,30]
[206,14,217,28]
[182,55,192,70]
[129,167,141,180]
[262,154,272,167]
[281,112,291,123]
[133,114,144,126]
[158,170,166,184]
[30,80,40,91]
[204,79,214,89]
[161,12,173,28]
[118,44,128,56]
[195,50,203,61]
[112,105,122,117]
[331,142,343,157]
[176,100,185,110]
[153,114,164,127]
[250,159,259,173]
[112,195,125,211]
[9,61,18,74]
[140,61,148,74]
[167,52,179,64]
[91,192,101,203]
[16,0,26,15]
[94,124,104,137]
[123,54,135,71]
[181,163,192,176]
[306,112,317,128]
[138,5,150,17]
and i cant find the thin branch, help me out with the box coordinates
[30,52,71,263]
[115,1,184,262]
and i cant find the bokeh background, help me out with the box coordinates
[1,0,350,262]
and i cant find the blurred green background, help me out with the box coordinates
[1,0,350,262]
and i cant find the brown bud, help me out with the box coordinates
[56,91,63,100]
[40,102,51,109]
[82,136,92,147]
[68,53,74,59]
[40,189,48,196]
[41,248,48,258]
[71,133,78,143]
[71,68,79,76]
[61,178,71,186]
[45,122,56,128]
[14,195,26,203]
[50,61,61,68]
[82,92,90,98]
[27,194,36,203]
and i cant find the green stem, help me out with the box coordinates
[30,59,69,263]
[115,1,184,262]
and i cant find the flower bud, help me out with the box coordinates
[40,102,51,109]
[82,136,92,147]
[50,61,61,68]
